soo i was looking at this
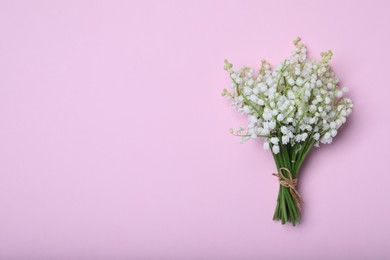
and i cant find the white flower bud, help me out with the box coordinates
[272,145,280,154]
[282,135,289,144]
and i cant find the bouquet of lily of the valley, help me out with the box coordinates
[222,37,353,225]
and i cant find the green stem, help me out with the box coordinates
[272,141,312,226]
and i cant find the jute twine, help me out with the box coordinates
[272,168,303,212]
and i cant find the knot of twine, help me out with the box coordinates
[272,168,303,212]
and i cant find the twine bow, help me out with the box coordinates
[272,168,303,212]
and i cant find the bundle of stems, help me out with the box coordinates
[271,138,316,225]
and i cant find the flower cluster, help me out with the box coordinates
[222,37,353,154]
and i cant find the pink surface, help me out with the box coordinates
[0,0,389,259]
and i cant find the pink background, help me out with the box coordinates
[0,0,389,259]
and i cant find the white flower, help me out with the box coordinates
[296,77,303,86]
[263,141,270,150]
[335,89,343,98]
[281,126,288,135]
[272,145,280,154]
[249,115,258,123]
[244,87,252,95]
[266,78,274,86]
[324,132,331,140]
[263,112,272,121]
[257,99,265,105]
[270,137,279,144]
[250,95,258,102]
[287,90,295,99]
[269,121,276,130]
[260,128,270,136]
[258,83,267,92]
